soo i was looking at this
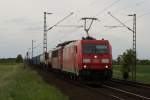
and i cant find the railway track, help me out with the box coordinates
[103,85,150,100]
[67,76,150,100]
[33,66,150,100]
[101,78,150,100]
[74,82,150,100]
[111,78,150,89]
[61,76,150,100]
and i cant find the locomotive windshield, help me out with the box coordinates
[83,44,108,54]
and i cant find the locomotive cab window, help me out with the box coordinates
[83,44,108,54]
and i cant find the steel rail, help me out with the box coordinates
[111,78,150,89]
[103,85,150,100]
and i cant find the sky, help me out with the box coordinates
[0,0,150,59]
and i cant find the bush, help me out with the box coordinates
[16,54,23,63]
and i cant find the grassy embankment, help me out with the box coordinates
[113,65,150,84]
[0,63,68,100]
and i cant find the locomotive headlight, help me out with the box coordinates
[105,65,108,68]
[101,59,109,63]
[83,65,87,68]
[83,59,91,63]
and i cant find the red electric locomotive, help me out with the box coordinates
[49,37,112,82]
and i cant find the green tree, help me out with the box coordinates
[16,54,23,63]
[117,55,123,65]
[119,49,135,80]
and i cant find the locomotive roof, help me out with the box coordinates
[82,36,96,40]
[56,37,109,48]
[56,40,77,47]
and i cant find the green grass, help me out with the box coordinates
[0,63,68,100]
[113,65,150,84]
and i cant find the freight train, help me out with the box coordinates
[32,37,112,82]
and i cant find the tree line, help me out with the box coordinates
[113,57,150,65]
[0,54,23,63]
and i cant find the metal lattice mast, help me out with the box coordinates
[43,12,47,53]
[32,40,33,59]
[32,40,36,59]
[133,14,136,81]
[108,12,137,81]
[129,14,136,80]
[43,12,52,53]
[43,12,73,53]
[132,14,136,81]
